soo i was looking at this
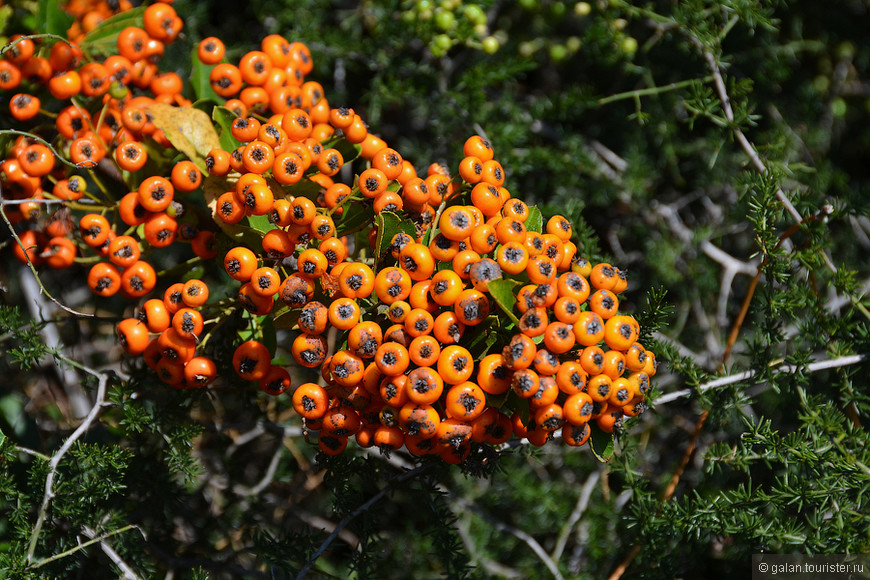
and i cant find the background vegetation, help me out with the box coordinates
[2,0,870,578]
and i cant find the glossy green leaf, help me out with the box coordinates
[487,279,520,325]
[286,177,327,201]
[325,136,361,167]
[335,201,374,237]
[271,305,300,331]
[374,211,417,262]
[587,423,615,463]
[245,214,273,235]
[526,205,543,234]
[37,0,75,38]
[212,106,241,153]
[190,47,222,103]
[80,6,145,56]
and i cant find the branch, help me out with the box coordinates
[448,494,565,580]
[26,363,112,563]
[81,525,142,580]
[700,48,861,295]
[30,524,141,571]
[654,353,868,405]
[551,470,601,562]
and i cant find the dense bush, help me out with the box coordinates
[1,0,869,578]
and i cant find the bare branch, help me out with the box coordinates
[26,364,112,563]
[655,353,868,405]
[81,525,142,580]
[551,470,601,562]
[448,494,565,580]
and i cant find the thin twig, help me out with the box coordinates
[30,524,141,570]
[232,439,283,496]
[294,465,427,580]
[0,195,94,319]
[597,75,714,106]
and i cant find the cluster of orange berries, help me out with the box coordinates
[2,1,656,464]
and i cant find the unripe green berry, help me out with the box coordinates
[435,9,456,31]
[464,5,487,26]
[109,80,129,100]
[549,44,568,61]
[433,34,453,51]
[481,36,499,55]
[566,36,581,53]
[574,1,591,16]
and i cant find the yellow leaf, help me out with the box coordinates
[146,103,222,171]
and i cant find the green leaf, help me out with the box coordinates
[287,177,329,201]
[462,318,501,359]
[271,305,300,331]
[587,423,615,463]
[504,391,529,426]
[80,6,145,57]
[245,214,273,235]
[526,205,543,234]
[485,391,510,409]
[325,137,361,167]
[37,0,75,38]
[260,316,278,357]
[487,279,520,325]
[190,47,222,104]
[374,211,417,262]
[335,201,374,237]
[212,106,241,153]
